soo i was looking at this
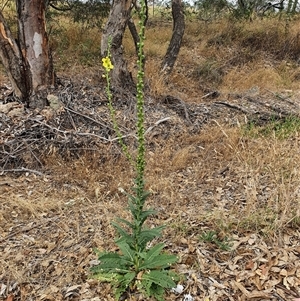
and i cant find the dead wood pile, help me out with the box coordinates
[1,79,299,175]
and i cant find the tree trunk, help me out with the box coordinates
[128,18,140,55]
[0,11,31,101]
[17,0,54,93]
[127,0,148,66]
[127,18,146,68]
[291,0,298,13]
[101,0,135,94]
[161,0,185,74]
[0,0,54,108]
[287,0,293,13]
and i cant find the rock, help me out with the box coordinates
[47,94,63,111]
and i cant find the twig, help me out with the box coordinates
[0,217,59,244]
[0,167,44,176]
[245,96,297,117]
[30,119,69,136]
[265,88,299,107]
[272,292,287,301]
[164,95,192,124]
[31,118,136,142]
[214,101,251,114]
[77,132,136,141]
[145,117,171,135]
[201,91,220,99]
[178,98,192,124]
[64,107,109,129]
[66,108,78,131]
[212,119,229,138]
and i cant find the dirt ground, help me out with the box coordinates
[1,70,300,301]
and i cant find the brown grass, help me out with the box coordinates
[1,13,296,97]
[1,13,300,300]
[1,11,300,239]
[2,123,299,241]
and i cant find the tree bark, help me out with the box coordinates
[287,0,293,13]
[127,0,148,66]
[127,18,147,68]
[0,11,30,101]
[16,0,54,95]
[101,0,135,93]
[291,0,298,13]
[0,0,54,107]
[161,0,185,74]
[128,18,140,55]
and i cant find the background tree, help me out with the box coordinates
[287,0,299,14]
[101,0,136,94]
[101,0,185,94]
[0,0,110,107]
[195,0,230,21]
[0,0,54,107]
[232,0,285,19]
[47,0,111,29]
[161,0,185,74]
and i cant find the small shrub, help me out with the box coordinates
[192,59,224,88]
[199,230,232,251]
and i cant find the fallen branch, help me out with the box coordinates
[64,107,110,129]
[0,167,44,176]
[214,101,251,114]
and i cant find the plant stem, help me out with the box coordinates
[134,0,147,252]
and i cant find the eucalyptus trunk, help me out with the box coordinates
[0,0,54,108]
[101,0,135,93]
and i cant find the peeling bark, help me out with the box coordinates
[0,0,54,108]
[0,11,30,101]
[16,0,54,93]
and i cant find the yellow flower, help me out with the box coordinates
[102,57,114,71]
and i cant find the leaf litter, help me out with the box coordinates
[1,77,300,300]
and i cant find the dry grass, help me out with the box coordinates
[2,13,296,97]
[1,13,300,300]
[2,123,299,242]
[50,19,102,71]
[1,9,300,235]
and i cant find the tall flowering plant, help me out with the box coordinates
[91,2,179,301]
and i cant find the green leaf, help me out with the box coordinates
[115,271,136,300]
[143,243,165,261]
[97,252,123,262]
[93,252,132,271]
[137,226,165,249]
[139,254,178,270]
[140,279,165,301]
[93,264,131,274]
[142,270,177,289]
[122,271,137,284]
[127,200,147,222]
[116,240,136,263]
[114,218,135,230]
[112,222,134,244]
[93,271,137,301]
[139,208,157,223]
[92,272,119,282]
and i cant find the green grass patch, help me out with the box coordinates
[244,116,300,139]
[199,230,232,251]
